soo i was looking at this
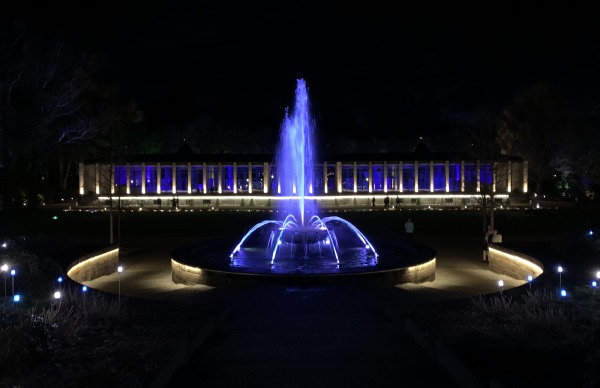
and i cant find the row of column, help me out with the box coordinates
[81,160,528,195]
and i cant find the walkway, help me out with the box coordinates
[83,234,526,388]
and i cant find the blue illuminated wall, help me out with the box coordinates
[130,166,142,193]
[191,166,203,193]
[449,163,460,192]
[160,166,172,192]
[97,158,513,196]
[146,166,157,193]
[372,165,384,191]
[433,164,445,191]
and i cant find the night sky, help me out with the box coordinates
[6,1,600,146]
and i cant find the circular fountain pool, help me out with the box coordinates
[171,235,436,286]
[171,79,437,287]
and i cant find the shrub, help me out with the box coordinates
[0,240,62,298]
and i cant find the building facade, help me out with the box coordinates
[79,142,528,208]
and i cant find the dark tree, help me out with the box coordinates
[497,82,570,195]
[1,22,143,209]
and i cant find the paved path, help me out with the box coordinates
[166,284,457,388]
[83,234,526,388]
[84,234,526,305]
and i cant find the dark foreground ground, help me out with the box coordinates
[1,204,600,387]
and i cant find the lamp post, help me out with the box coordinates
[82,285,88,309]
[527,275,533,292]
[13,294,20,311]
[117,266,123,302]
[592,281,597,304]
[498,279,504,296]
[10,269,15,296]
[57,276,63,290]
[1,264,7,301]
[558,266,563,292]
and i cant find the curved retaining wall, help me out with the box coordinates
[488,244,544,281]
[67,245,120,282]
[171,257,436,287]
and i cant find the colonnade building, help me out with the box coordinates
[79,142,528,209]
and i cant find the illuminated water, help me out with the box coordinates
[230,79,378,272]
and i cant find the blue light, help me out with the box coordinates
[560,289,567,297]
[52,216,58,220]
[82,285,88,292]
[592,281,597,288]
[527,275,533,282]
[58,277,63,283]
[10,269,15,276]
[13,294,20,302]
[587,230,594,236]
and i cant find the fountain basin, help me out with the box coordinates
[171,237,436,286]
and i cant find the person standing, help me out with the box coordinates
[384,195,390,208]
[404,218,414,242]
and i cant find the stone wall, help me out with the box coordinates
[67,245,120,282]
[488,244,544,281]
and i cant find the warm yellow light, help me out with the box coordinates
[67,248,119,279]
[488,246,544,277]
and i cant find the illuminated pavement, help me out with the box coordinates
[83,234,527,305]
[83,234,529,387]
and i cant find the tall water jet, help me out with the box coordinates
[228,78,378,272]
[172,79,438,285]
[275,79,316,225]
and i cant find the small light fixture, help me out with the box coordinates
[13,294,20,302]
[558,266,563,290]
[54,291,61,299]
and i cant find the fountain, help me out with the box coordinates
[229,79,379,273]
[171,79,437,286]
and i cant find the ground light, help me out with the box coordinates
[527,274,533,292]
[592,281,597,304]
[560,289,567,298]
[498,279,504,295]
[53,290,61,310]
[117,266,123,302]
[57,276,63,290]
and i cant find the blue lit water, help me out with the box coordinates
[229,79,380,273]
